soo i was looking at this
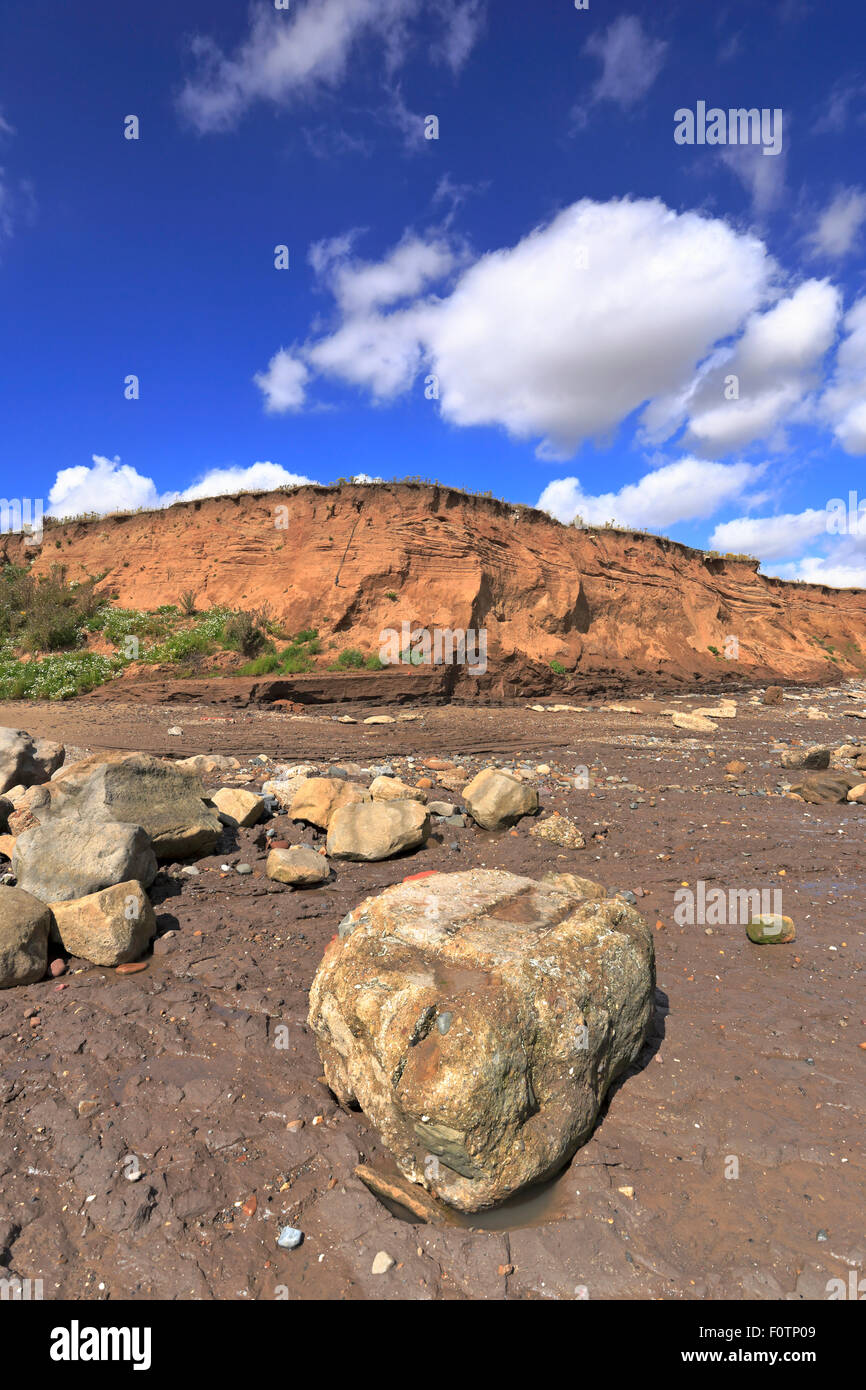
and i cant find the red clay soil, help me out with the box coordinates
[0,690,864,1300]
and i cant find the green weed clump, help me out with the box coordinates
[0,646,122,700]
[0,564,103,652]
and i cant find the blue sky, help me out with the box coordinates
[1,0,865,583]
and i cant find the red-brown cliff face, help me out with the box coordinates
[4,483,865,698]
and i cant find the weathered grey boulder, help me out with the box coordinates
[326,801,429,862]
[789,770,860,804]
[0,729,64,796]
[290,777,370,829]
[13,821,157,903]
[0,885,50,988]
[50,880,156,966]
[780,746,831,771]
[266,846,330,885]
[309,869,655,1211]
[463,768,538,830]
[32,753,221,860]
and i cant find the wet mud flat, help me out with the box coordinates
[0,686,864,1300]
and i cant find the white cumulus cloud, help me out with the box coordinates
[666,279,842,455]
[709,508,831,561]
[537,457,763,530]
[45,455,317,519]
[263,198,776,458]
[253,349,310,413]
[48,456,162,518]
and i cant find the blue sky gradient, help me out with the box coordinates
[1,0,865,583]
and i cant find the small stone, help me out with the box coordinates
[77,1100,99,1118]
[166,727,183,736]
[277,1226,304,1250]
[531,814,585,849]
[236,864,253,875]
[747,914,796,945]
[371,1250,395,1275]
[49,958,66,977]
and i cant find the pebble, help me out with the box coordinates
[371,1251,395,1275]
[236,864,253,875]
[49,959,66,977]
[167,727,183,736]
[277,1226,304,1250]
[116,962,148,975]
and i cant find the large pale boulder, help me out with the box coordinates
[463,768,538,830]
[266,846,330,885]
[309,869,655,1211]
[290,777,370,830]
[0,885,50,988]
[211,787,264,827]
[33,754,221,860]
[13,821,157,903]
[326,801,430,862]
[50,881,156,966]
[0,729,64,796]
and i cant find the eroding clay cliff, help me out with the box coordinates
[4,483,865,698]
